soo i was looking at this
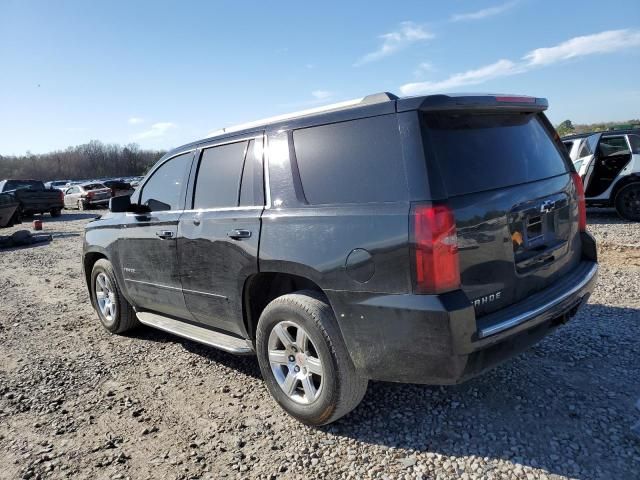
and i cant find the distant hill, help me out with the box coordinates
[556,119,640,137]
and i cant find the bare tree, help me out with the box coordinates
[0,141,166,180]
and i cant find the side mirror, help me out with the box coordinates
[109,194,132,213]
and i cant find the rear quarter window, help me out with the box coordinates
[292,115,407,205]
[422,113,569,197]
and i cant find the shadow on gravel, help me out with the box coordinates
[323,303,640,479]
[587,208,626,225]
[127,326,262,379]
[26,212,100,223]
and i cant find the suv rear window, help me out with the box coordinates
[293,115,406,205]
[422,113,568,197]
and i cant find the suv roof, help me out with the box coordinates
[165,92,549,157]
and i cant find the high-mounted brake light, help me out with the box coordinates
[571,173,587,232]
[495,96,536,103]
[411,204,460,294]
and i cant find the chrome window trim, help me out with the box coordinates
[124,278,227,300]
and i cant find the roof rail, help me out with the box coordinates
[206,92,397,138]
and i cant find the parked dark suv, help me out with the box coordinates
[83,92,598,425]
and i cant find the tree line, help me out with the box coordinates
[556,119,640,137]
[0,140,166,181]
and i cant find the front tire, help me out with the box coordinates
[614,183,640,221]
[50,207,61,217]
[90,259,138,333]
[256,291,368,426]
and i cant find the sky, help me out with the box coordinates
[1,0,639,155]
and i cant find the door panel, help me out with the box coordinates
[178,209,261,335]
[119,211,192,319]
[119,150,195,319]
[573,133,601,195]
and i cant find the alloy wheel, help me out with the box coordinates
[267,321,324,404]
[95,272,117,324]
[620,186,640,217]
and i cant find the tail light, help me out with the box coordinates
[86,191,95,199]
[411,204,460,294]
[571,172,587,232]
[58,190,64,202]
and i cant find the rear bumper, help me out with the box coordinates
[86,198,110,206]
[327,258,598,385]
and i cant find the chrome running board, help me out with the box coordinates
[136,312,254,355]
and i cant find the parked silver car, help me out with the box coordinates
[64,183,111,210]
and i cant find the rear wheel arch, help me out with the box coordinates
[242,272,330,342]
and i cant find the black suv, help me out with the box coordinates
[83,92,598,425]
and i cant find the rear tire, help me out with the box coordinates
[614,183,640,222]
[8,206,22,226]
[256,291,368,426]
[50,208,61,217]
[90,259,138,334]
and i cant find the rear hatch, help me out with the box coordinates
[420,102,582,317]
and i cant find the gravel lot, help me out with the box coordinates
[0,208,638,480]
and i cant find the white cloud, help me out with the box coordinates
[132,122,176,140]
[354,22,434,66]
[523,29,640,66]
[278,90,337,109]
[400,29,640,96]
[401,59,521,95]
[128,117,144,125]
[451,1,518,22]
[311,90,333,100]
[413,61,435,77]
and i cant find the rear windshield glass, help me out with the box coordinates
[422,113,568,197]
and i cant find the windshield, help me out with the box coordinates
[83,183,106,190]
[422,112,569,197]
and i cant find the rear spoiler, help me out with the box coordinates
[397,94,548,113]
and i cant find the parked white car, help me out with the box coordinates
[63,182,112,210]
[563,131,640,221]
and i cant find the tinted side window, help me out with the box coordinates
[239,139,265,207]
[194,141,248,209]
[629,135,640,154]
[577,139,592,158]
[140,152,192,211]
[599,136,630,157]
[293,115,405,205]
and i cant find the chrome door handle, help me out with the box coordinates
[227,229,251,239]
[155,230,174,239]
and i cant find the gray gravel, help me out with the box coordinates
[0,209,638,480]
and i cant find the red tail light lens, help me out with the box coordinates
[411,204,460,294]
[86,191,95,199]
[571,172,587,232]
